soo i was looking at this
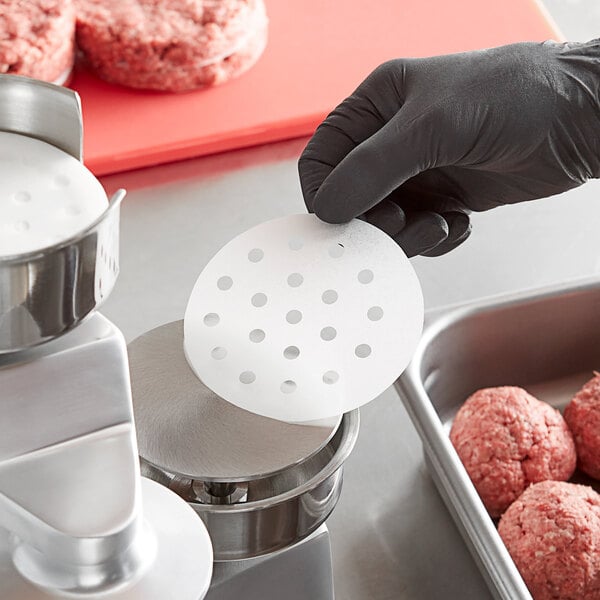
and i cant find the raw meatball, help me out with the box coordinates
[75,0,268,92]
[499,481,600,600]
[450,386,576,517]
[0,0,75,84]
[564,373,600,480]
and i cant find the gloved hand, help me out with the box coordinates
[298,41,600,257]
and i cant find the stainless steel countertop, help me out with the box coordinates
[99,139,600,599]
[98,5,600,597]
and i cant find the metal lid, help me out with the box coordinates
[128,321,341,483]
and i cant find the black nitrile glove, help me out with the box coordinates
[299,41,600,257]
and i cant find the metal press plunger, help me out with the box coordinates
[0,75,212,599]
[128,320,359,567]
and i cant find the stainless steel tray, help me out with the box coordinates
[396,278,600,600]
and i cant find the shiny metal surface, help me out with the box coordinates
[0,315,145,596]
[396,278,600,600]
[0,478,214,600]
[0,74,124,353]
[0,316,130,459]
[144,410,359,560]
[0,74,82,161]
[0,314,214,599]
[206,525,334,600]
[129,320,340,482]
[0,75,213,599]
[0,189,125,353]
[542,0,600,39]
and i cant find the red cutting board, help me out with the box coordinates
[69,0,560,176]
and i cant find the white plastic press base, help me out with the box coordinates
[0,478,213,600]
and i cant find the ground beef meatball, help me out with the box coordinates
[0,0,75,84]
[450,386,576,517]
[499,481,600,600]
[564,373,600,480]
[75,0,268,92]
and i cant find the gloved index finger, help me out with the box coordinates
[298,60,406,213]
[312,104,442,223]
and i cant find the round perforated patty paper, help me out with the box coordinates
[0,132,108,257]
[184,214,424,423]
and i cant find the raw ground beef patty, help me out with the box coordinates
[0,0,75,83]
[75,0,268,92]
[565,373,600,480]
[499,481,600,600]
[450,386,576,517]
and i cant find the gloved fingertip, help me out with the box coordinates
[364,200,407,237]
[313,203,352,224]
[313,187,357,224]
[443,211,471,236]
[394,211,449,257]
[420,212,472,257]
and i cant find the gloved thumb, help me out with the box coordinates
[312,106,443,224]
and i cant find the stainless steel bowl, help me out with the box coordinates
[142,410,360,561]
[0,74,125,353]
